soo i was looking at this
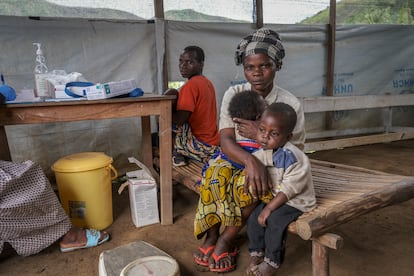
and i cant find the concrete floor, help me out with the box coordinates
[1,140,414,276]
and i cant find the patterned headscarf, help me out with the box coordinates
[235,28,285,66]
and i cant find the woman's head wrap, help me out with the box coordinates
[235,28,285,66]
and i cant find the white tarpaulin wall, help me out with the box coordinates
[166,22,328,105]
[0,16,158,92]
[1,16,413,176]
[167,21,414,133]
[1,16,159,176]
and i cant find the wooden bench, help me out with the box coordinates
[172,159,414,276]
[300,94,414,152]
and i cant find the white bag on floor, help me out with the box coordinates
[119,157,160,227]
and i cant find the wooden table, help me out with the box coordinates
[0,95,175,225]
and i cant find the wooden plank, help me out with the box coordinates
[0,102,162,124]
[390,126,414,134]
[305,132,411,152]
[300,94,414,113]
[295,177,414,240]
[313,233,343,250]
[306,127,385,140]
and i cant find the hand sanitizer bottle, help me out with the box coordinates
[33,43,50,98]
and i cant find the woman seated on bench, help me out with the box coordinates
[192,28,306,273]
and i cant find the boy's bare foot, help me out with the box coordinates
[249,261,279,276]
[246,255,264,275]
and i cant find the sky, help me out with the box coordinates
[47,0,341,24]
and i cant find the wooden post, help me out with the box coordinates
[325,0,336,130]
[154,0,164,19]
[312,240,329,276]
[141,116,152,170]
[311,233,343,275]
[254,0,263,29]
[153,0,169,92]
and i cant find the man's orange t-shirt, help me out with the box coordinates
[177,75,219,146]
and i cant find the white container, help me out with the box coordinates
[34,73,50,98]
[121,157,160,227]
[33,43,50,98]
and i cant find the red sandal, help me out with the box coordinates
[209,247,238,273]
[193,245,216,267]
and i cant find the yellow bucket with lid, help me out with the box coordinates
[52,152,118,230]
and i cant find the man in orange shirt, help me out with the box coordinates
[165,45,219,166]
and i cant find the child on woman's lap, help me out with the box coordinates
[245,102,316,275]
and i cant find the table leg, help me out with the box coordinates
[158,101,173,225]
[0,125,11,161]
[141,116,152,170]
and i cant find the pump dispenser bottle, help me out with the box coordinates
[33,43,50,98]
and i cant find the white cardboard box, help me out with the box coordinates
[125,157,160,228]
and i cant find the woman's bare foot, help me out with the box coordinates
[209,235,238,272]
[246,255,264,275]
[249,261,278,276]
[193,227,219,266]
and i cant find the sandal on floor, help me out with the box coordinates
[209,247,238,273]
[193,245,216,267]
[60,229,110,253]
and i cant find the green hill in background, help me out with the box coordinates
[0,0,412,24]
[302,0,413,24]
[0,0,241,22]
[0,0,141,20]
[165,9,247,22]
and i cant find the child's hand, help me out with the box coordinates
[258,207,272,227]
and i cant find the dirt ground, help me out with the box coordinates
[1,140,414,276]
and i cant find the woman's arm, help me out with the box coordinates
[164,88,191,126]
[220,128,272,198]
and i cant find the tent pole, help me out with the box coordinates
[154,0,169,92]
[325,0,336,130]
[254,0,263,29]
